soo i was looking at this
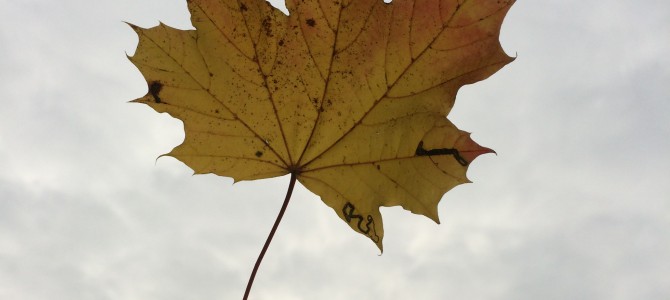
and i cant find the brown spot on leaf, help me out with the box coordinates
[255,151,263,157]
[306,18,316,27]
[240,3,247,11]
[262,17,273,36]
[149,81,163,103]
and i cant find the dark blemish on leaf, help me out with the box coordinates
[376,164,380,170]
[240,3,247,11]
[214,109,219,114]
[149,81,163,103]
[255,151,263,158]
[209,72,214,77]
[278,39,284,46]
[262,17,273,36]
[415,141,468,166]
[306,18,316,27]
[342,202,380,243]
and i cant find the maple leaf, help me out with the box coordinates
[129,0,514,252]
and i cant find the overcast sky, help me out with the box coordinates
[1,0,669,299]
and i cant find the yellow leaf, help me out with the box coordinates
[129,0,514,251]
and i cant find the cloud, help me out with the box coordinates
[1,0,669,299]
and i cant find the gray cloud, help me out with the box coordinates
[1,0,669,299]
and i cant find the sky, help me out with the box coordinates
[1,0,669,299]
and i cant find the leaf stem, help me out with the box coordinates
[243,172,297,300]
